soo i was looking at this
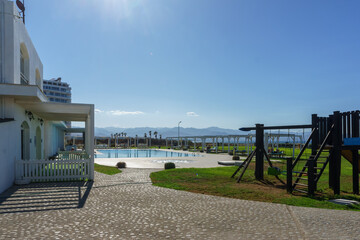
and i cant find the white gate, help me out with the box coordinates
[15,158,91,182]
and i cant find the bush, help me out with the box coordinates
[200,150,204,153]
[232,155,240,160]
[116,162,126,168]
[229,151,234,156]
[164,162,175,170]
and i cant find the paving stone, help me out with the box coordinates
[0,169,358,239]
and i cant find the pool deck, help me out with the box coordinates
[95,149,235,168]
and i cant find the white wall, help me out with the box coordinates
[0,102,44,193]
[0,0,43,87]
[0,120,17,193]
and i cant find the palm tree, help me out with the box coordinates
[148,131,152,147]
[124,133,127,137]
[144,133,147,138]
[154,131,158,139]
[159,134,162,140]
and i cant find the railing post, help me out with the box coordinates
[286,157,293,193]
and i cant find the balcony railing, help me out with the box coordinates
[20,72,29,85]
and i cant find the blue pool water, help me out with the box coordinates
[95,149,199,158]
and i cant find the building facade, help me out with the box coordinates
[0,0,94,193]
[43,78,71,104]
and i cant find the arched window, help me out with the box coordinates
[20,43,29,85]
[35,69,41,88]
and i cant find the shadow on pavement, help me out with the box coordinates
[0,181,93,214]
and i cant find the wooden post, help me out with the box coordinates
[255,124,264,180]
[352,150,359,195]
[311,114,319,156]
[286,157,292,193]
[352,111,359,194]
[332,111,342,195]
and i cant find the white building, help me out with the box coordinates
[43,77,71,104]
[0,0,94,193]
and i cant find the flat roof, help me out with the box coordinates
[16,101,93,121]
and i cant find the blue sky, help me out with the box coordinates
[24,0,360,129]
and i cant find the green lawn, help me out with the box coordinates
[150,159,360,211]
[94,163,122,175]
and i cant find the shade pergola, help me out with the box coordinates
[16,101,95,179]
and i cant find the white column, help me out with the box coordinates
[202,138,205,151]
[246,136,249,154]
[221,137,224,152]
[216,137,218,153]
[193,138,196,151]
[264,133,269,152]
[292,136,296,158]
[227,137,230,153]
[250,136,253,151]
[85,105,95,180]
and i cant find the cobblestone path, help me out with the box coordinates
[0,169,359,239]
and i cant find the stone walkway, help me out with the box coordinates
[0,169,359,239]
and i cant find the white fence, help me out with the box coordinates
[15,158,91,182]
[58,151,89,160]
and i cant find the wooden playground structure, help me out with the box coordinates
[232,110,360,196]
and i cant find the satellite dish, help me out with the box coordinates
[16,0,25,12]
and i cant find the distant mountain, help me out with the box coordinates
[95,127,241,138]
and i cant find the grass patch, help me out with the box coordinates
[94,163,122,175]
[150,166,360,211]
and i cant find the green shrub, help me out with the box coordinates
[116,162,126,168]
[232,155,240,160]
[165,162,176,170]
[229,151,234,156]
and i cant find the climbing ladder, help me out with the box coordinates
[292,124,334,194]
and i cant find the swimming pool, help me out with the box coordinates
[95,149,200,158]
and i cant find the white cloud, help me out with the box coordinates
[109,110,144,116]
[95,109,103,113]
[186,112,199,117]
